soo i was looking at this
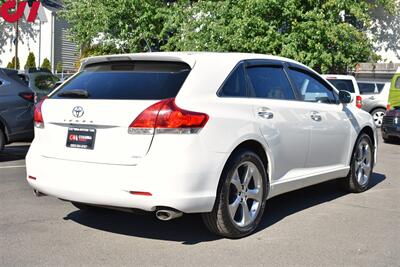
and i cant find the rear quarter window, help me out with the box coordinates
[218,63,247,97]
[51,61,191,100]
[358,82,376,94]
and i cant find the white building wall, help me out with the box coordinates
[1,7,53,69]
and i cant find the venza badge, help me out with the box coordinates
[72,106,84,118]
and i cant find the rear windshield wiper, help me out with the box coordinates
[57,89,90,98]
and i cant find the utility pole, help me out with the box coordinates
[14,0,19,70]
[38,20,41,68]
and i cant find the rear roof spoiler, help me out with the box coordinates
[79,54,196,71]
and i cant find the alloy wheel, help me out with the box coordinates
[372,110,385,127]
[228,161,263,227]
[354,140,372,186]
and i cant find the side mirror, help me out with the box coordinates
[338,90,353,104]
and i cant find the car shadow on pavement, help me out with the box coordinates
[0,145,30,162]
[257,172,386,234]
[64,172,385,245]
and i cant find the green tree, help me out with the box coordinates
[61,0,397,73]
[56,62,63,73]
[162,0,397,73]
[6,56,20,69]
[41,58,51,71]
[60,0,165,53]
[24,52,36,69]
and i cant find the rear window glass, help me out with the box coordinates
[327,79,355,93]
[51,61,191,100]
[8,73,28,87]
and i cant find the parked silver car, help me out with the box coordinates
[357,80,390,127]
[0,68,34,152]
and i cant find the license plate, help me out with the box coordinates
[66,127,96,150]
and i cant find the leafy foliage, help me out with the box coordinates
[56,62,63,73]
[6,56,20,69]
[369,2,400,60]
[61,0,398,73]
[41,58,51,71]
[60,0,165,53]
[24,52,36,69]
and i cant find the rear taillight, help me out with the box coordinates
[356,95,362,109]
[129,98,209,134]
[129,191,152,196]
[387,103,391,111]
[34,99,46,128]
[19,92,34,102]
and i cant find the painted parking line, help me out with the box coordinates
[0,165,26,169]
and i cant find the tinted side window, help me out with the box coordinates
[376,83,385,92]
[327,79,355,93]
[246,66,295,100]
[289,69,337,104]
[358,82,376,94]
[219,64,246,97]
[52,61,191,100]
[395,77,400,89]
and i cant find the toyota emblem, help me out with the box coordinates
[72,106,84,118]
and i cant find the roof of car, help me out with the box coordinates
[322,74,356,80]
[0,68,19,75]
[80,52,308,71]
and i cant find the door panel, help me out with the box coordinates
[252,99,311,180]
[244,63,311,181]
[306,103,350,167]
[286,67,350,168]
[0,81,34,136]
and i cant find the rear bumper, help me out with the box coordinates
[26,138,227,213]
[7,129,34,143]
[382,125,400,138]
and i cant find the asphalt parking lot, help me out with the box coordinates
[0,136,399,267]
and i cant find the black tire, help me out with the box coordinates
[0,128,5,153]
[344,133,374,193]
[202,149,268,238]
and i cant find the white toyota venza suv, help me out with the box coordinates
[26,53,377,238]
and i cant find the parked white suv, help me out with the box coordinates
[324,75,390,127]
[323,74,363,109]
[26,53,377,238]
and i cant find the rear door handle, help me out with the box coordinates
[257,107,274,119]
[369,96,376,100]
[310,111,322,121]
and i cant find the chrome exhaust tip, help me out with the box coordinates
[155,209,183,221]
